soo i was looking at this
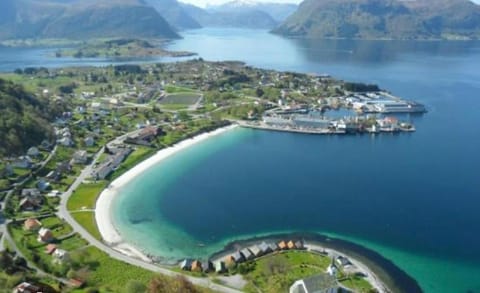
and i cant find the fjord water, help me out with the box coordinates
[2,29,478,292]
[112,29,480,293]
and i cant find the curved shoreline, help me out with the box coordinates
[94,124,420,293]
[95,124,239,261]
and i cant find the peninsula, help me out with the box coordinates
[0,60,425,292]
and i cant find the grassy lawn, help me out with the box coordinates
[74,246,157,292]
[340,275,374,292]
[242,251,331,293]
[164,85,196,93]
[67,181,107,211]
[160,93,201,105]
[71,211,102,241]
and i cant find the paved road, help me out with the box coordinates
[57,131,241,293]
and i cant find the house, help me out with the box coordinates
[191,260,202,272]
[287,240,296,250]
[53,249,69,263]
[58,137,73,147]
[295,240,304,250]
[71,150,88,165]
[13,156,33,169]
[56,161,72,174]
[268,242,279,252]
[19,197,42,211]
[336,256,352,267]
[248,245,262,258]
[45,244,57,255]
[180,259,193,271]
[84,136,95,147]
[259,242,273,255]
[36,179,50,192]
[327,260,339,277]
[126,126,161,145]
[12,282,42,293]
[232,251,245,263]
[47,190,61,197]
[21,188,41,198]
[69,278,85,288]
[289,273,347,293]
[201,260,213,273]
[24,218,42,231]
[278,241,288,250]
[215,261,226,273]
[27,147,40,157]
[38,228,54,243]
[240,248,254,260]
[225,255,236,267]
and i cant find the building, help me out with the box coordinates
[336,256,352,267]
[241,248,255,260]
[21,188,41,198]
[232,251,245,263]
[53,249,69,263]
[259,242,273,255]
[201,260,213,273]
[38,228,54,243]
[13,157,33,169]
[24,218,42,231]
[71,150,88,165]
[289,273,348,293]
[126,126,161,145]
[12,282,42,293]
[180,259,193,271]
[215,261,226,273]
[248,245,263,258]
[45,244,57,255]
[36,179,50,191]
[19,197,42,211]
[27,147,40,157]
[84,136,95,147]
[295,240,304,250]
[287,240,297,250]
[191,260,202,272]
[278,240,288,250]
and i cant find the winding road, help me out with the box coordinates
[56,130,241,293]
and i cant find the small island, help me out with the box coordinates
[54,38,196,59]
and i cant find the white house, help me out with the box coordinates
[27,147,40,157]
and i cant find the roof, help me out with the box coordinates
[24,218,41,230]
[45,244,57,254]
[38,227,53,238]
[299,274,339,293]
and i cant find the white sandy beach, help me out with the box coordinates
[95,124,238,261]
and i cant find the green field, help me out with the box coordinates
[242,251,331,293]
[164,85,196,93]
[71,211,102,241]
[67,181,107,211]
[159,93,201,105]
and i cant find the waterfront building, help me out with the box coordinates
[259,242,273,255]
[215,261,226,273]
[289,273,347,293]
[241,248,255,260]
[191,260,202,272]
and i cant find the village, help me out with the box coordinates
[0,60,420,292]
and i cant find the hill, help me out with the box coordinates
[0,79,56,156]
[272,0,480,40]
[0,0,179,40]
[212,1,298,22]
[143,0,202,30]
[181,2,278,29]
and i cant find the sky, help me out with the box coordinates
[179,0,480,8]
[179,0,303,8]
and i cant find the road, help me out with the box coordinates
[57,130,241,293]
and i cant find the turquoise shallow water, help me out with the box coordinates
[109,29,480,293]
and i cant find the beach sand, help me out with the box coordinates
[95,124,238,262]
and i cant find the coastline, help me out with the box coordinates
[95,124,239,262]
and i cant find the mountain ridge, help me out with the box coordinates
[273,0,480,40]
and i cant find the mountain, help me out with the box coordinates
[181,2,278,29]
[143,0,201,30]
[0,78,55,156]
[212,0,298,22]
[0,0,179,40]
[272,0,480,40]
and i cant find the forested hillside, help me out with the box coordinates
[0,79,58,156]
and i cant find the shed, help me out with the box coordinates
[240,248,254,260]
